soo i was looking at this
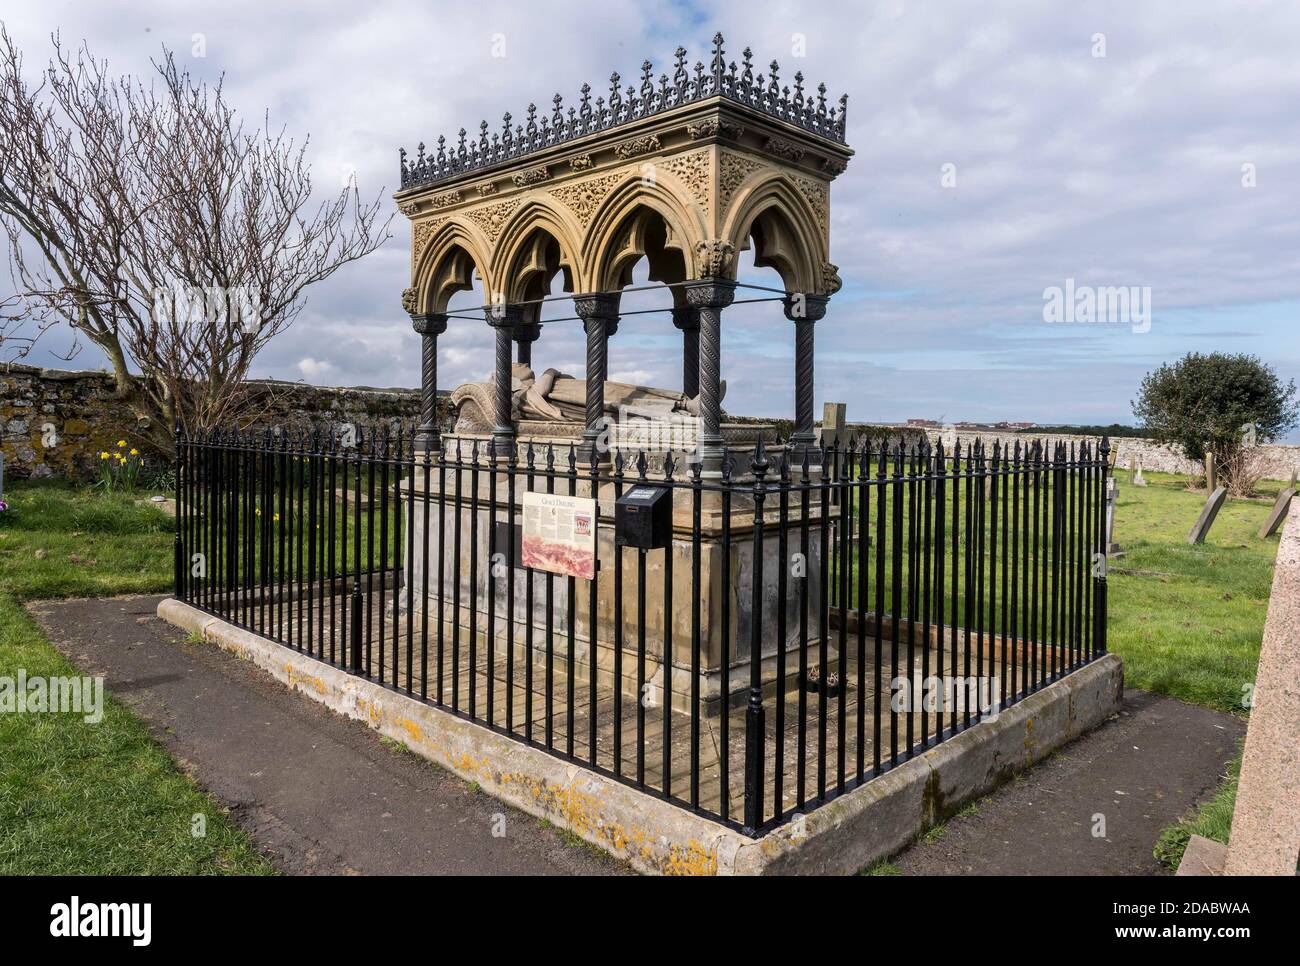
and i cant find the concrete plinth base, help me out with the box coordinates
[158,597,1123,875]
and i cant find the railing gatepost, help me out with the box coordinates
[1094,436,1110,655]
[350,579,365,674]
[173,422,184,600]
[744,437,770,834]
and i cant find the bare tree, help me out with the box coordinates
[0,28,390,453]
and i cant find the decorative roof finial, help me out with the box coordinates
[397,34,849,188]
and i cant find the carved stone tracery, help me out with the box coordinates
[465,198,521,243]
[550,170,627,226]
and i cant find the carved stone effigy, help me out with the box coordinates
[450,365,714,431]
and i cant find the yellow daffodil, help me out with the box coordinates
[273,513,281,522]
[117,439,126,448]
[129,448,139,456]
[100,452,110,460]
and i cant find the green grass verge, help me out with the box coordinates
[0,480,273,875]
[1108,470,1276,712]
[1153,754,1241,871]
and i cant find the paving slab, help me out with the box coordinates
[27,595,628,876]
[888,689,1245,875]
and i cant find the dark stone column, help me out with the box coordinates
[600,318,619,382]
[484,305,523,457]
[783,294,829,456]
[514,322,541,366]
[410,313,448,452]
[573,292,621,462]
[671,305,700,398]
[685,280,736,473]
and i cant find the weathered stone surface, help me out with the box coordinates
[910,429,1300,483]
[1257,487,1295,539]
[1176,834,1228,875]
[1223,499,1300,875]
[1187,486,1227,544]
[159,597,1123,875]
[0,364,449,482]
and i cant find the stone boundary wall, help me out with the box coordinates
[0,364,448,482]
[899,430,1299,482]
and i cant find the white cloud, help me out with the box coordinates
[4,0,1299,434]
[295,357,337,381]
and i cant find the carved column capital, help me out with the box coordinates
[670,305,700,331]
[410,312,448,336]
[512,321,541,365]
[572,291,622,322]
[683,278,737,310]
[512,321,541,345]
[781,294,829,324]
[483,303,525,329]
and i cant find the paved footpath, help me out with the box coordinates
[31,597,1243,876]
[888,689,1245,875]
[29,595,627,876]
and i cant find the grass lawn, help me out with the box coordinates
[0,480,273,875]
[1107,469,1278,712]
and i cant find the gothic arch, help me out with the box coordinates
[583,174,706,292]
[720,171,828,294]
[491,198,582,303]
[412,218,494,314]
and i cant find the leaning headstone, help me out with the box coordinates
[1105,477,1122,555]
[820,401,847,449]
[1257,488,1295,539]
[1132,457,1147,487]
[1187,486,1227,544]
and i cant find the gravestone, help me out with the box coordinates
[1179,498,1300,876]
[820,401,847,449]
[1187,486,1227,545]
[1205,452,1217,493]
[1105,477,1122,555]
[1258,488,1295,539]
[1132,457,1147,487]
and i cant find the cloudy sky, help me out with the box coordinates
[4,1,1299,436]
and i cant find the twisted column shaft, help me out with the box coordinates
[784,295,829,455]
[484,306,522,458]
[672,305,701,398]
[685,281,736,473]
[410,313,448,452]
[514,322,541,366]
[573,293,621,463]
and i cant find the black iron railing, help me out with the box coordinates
[174,426,1109,836]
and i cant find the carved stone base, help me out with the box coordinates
[405,464,835,708]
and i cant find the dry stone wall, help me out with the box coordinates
[912,430,1300,482]
[0,364,449,482]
